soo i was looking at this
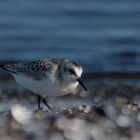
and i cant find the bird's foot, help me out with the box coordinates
[37,95,52,111]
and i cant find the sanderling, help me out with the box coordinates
[0,58,87,110]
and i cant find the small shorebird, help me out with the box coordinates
[0,58,87,110]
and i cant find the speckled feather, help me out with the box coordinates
[2,58,65,80]
[0,58,86,97]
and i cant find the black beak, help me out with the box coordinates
[77,78,87,92]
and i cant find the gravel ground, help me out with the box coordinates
[0,76,140,140]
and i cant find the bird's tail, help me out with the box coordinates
[0,64,16,74]
[0,64,6,70]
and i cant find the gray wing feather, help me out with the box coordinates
[1,58,65,80]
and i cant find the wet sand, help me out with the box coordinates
[0,73,140,140]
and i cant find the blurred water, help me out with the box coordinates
[0,0,140,73]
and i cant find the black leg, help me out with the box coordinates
[42,97,52,110]
[38,95,42,109]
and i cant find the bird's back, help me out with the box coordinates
[0,58,65,80]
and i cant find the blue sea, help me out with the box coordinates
[0,0,140,73]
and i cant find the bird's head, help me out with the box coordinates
[57,60,87,92]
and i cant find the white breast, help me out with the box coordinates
[12,74,78,97]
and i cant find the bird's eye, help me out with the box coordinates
[69,69,75,75]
